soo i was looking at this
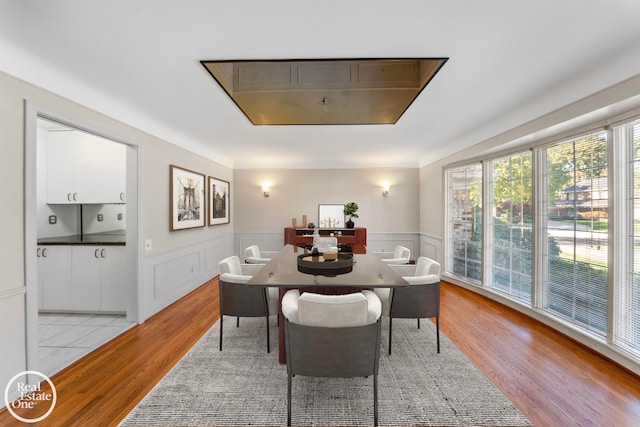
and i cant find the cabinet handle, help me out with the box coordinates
[101,249,106,258]
[95,249,100,258]
[67,193,72,202]
[37,248,41,257]
[120,192,125,201]
[42,248,47,258]
[73,193,78,201]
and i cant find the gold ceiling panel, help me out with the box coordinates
[201,58,448,125]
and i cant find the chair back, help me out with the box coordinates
[284,291,381,378]
[414,257,441,277]
[219,255,243,275]
[218,256,268,318]
[245,245,260,259]
[390,280,440,319]
[298,292,373,327]
[316,236,338,252]
[393,245,411,261]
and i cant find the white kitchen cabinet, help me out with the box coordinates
[71,246,129,312]
[38,245,129,312]
[47,130,126,204]
[71,246,103,311]
[37,246,72,311]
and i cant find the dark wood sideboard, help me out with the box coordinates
[284,227,367,247]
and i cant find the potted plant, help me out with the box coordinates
[343,202,359,228]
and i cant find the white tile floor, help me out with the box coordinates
[38,313,136,377]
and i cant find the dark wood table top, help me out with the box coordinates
[247,244,408,288]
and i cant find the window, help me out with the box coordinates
[488,152,533,302]
[613,118,640,357]
[443,114,640,366]
[446,164,482,282]
[540,131,609,335]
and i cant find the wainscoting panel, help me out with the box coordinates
[141,236,233,321]
[420,233,442,263]
[0,288,27,403]
[153,251,201,299]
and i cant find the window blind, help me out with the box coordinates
[541,131,608,335]
[613,118,640,356]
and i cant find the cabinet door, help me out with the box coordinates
[47,130,127,204]
[101,247,130,312]
[46,131,76,203]
[71,246,103,311]
[75,134,127,204]
[39,246,73,310]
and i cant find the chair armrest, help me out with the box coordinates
[260,251,280,257]
[245,256,272,264]
[282,289,301,324]
[220,273,252,284]
[363,290,382,323]
[388,264,417,276]
[379,258,410,264]
[402,274,440,285]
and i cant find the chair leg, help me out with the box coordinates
[266,315,270,353]
[219,315,223,351]
[436,316,440,354]
[373,372,379,426]
[388,318,393,355]
[417,318,420,329]
[287,373,292,426]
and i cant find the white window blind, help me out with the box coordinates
[488,152,533,302]
[446,164,482,282]
[540,131,608,335]
[613,118,640,356]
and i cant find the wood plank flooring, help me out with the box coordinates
[2,279,640,426]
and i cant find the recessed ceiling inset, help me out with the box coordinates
[201,58,448,125]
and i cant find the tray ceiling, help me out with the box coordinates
[201,58,447,125]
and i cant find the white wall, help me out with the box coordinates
[232,168,422,257]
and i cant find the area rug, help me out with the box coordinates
[119,317,532,426]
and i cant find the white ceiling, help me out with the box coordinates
[1,1,639,169]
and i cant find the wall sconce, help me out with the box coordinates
[262,183,270,197]
[382,182,390,197]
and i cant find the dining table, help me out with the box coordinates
[247,244,408,363]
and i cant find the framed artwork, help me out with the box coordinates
[170,165,206,231]
[318,204,345,228]
[209,176,230,226]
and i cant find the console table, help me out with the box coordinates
[284,227,366,247]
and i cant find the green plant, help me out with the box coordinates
[343,202,359,219]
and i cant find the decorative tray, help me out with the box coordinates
[297,253,354,276]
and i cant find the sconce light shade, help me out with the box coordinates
[262,183,270,197]
[382,182,390,197]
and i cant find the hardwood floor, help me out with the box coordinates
[2,279,640,426]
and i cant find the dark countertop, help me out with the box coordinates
[38,231,126,246]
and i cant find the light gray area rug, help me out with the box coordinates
[120,317,532,426]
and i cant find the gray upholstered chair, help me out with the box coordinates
[376,245,411,264]
[218,255,277,352]
[374,256,441,354]
[282,290,382,426]
[244,244,277,264]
